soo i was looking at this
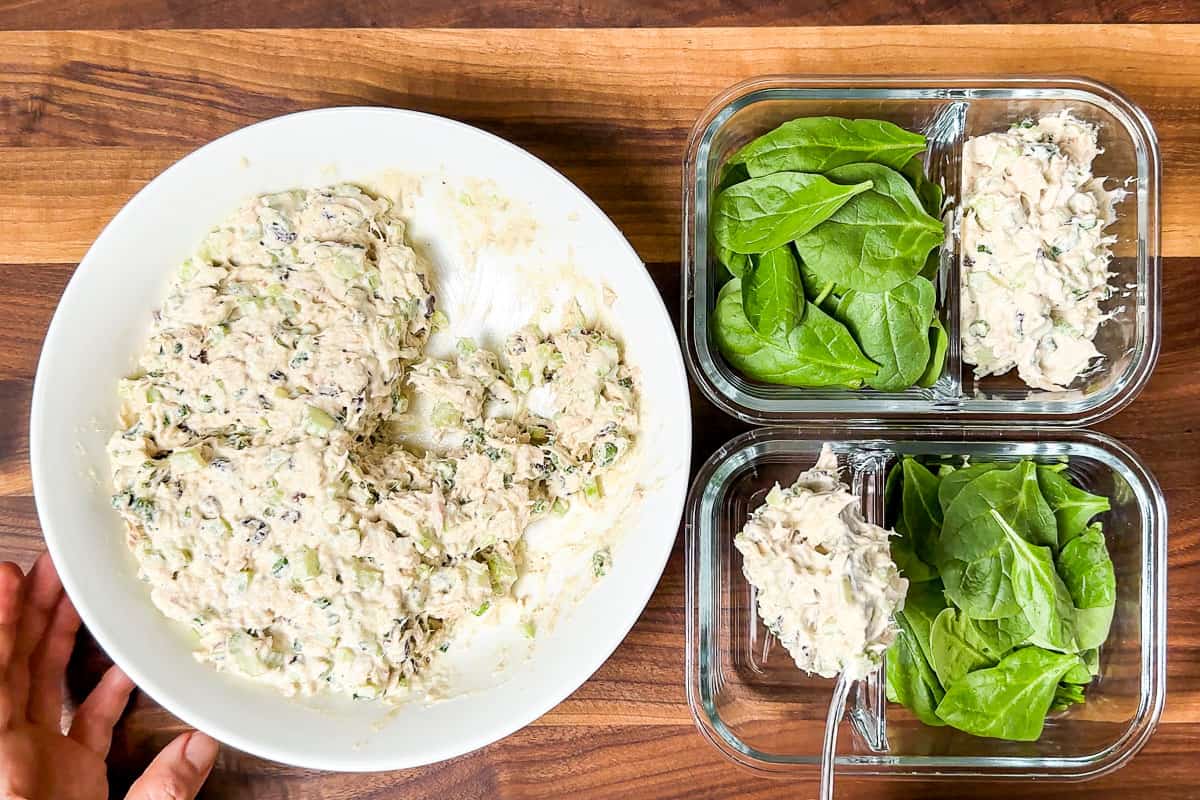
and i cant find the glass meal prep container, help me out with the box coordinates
[684,426,1166,780]
[681,76,1162,425]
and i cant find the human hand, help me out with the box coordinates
[0,553,219,800]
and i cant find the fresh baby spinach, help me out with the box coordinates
[886,611,946,727]
[1036,465,1111,545]
[916,318,948,389]
[934,647,1083,741]
[888,457,1117,742]
[836,277,936,391]
[715,244,748,279]
[900,154,945,218]
[992,509,1079,654]
[728,116,928,178]
[940,547,1021,620]
[712,172,871,254]
[712,279,877,388]
[742,246,803,336]
[1056,524,1116,650]
[938,461,1057,564]
[929,607,1000,687]
[794,163,944,294]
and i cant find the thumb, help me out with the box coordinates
[125,731,219,800]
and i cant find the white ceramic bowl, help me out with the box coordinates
[30,108,691,771]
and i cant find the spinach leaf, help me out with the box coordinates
[715,244,749,279]
[836,277,936,391]
[727,116,928,178]
[1051,681,1087,712]
[713,172,872,255]
[794,163,944,293]
[934,647,1082,741]
[993,509,1079,654]
[886,611,945,727]
[929,607,998,687]
[717,160,751,192]
[742,246,803,336]
[799,256,847,309]
[1061,652,1095,685]
[901,457,943,565]
[937,462,1002,514]
[1057,524,1116,650]
[938,461,1058,564]
[916,318,948,389]
[972,612,1033,655]
[900,154,945,217]
[898,580,950,666]
[713,279,878,388]
[1036,466,1111,546]
[892,521,939,583]
[941,548,1020,620]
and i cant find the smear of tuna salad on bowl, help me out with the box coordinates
[961,111,1126,392]
[106,183,641,703]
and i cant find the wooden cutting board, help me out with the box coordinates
[0,25,1196,799]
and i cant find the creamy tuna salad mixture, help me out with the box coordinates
[734,445,907,680]
[107,184,638,701]
[961,111,1125,391]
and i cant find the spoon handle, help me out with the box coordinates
[820,672,853,800]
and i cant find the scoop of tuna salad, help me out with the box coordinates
[960,111,1124,391]
[107,184,639,702]
[734,445,907,680]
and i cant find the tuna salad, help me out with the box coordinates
[961,111,1125,391]
[107,184,639,702]
[734,445,907,680]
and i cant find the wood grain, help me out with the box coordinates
[0,0,1196,30]
[0,25,1197,799]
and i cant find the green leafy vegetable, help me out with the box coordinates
[712,172,871,255]
[886,612,946,726]
[836,277,936,391]
[794,163,944,293]
[937,462,1002,513]
[938,461,1058,564]
[1057,525,1116,649]
[940,548,1020,620]
[715,245,748,279]
[992,509,1079,654]
[934,647,1083,741]
[901,457,943,566]
[728,116,928,178]
[916,318,948,389]
[1051,681,1087,711]
[1037,466,1111,545]
[900,154,945,217]
[713,278,878,388]
[742,246,803,336]
[929,607,999,687]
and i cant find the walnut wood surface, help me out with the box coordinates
[0,25,1197,799]
[0,0,1197,29]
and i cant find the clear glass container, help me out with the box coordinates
[681,77,1161,425]
[685,426,1166,779]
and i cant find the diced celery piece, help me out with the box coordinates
[521,620,536,639]
[472,601,491,616]
[430,309,448,331]
[298,546,321,579]
[431,402,462,429]
[354,560,384,591]
[514,369,533,392]
[552,498,569,515]
[486,552,518,595]
[169,446,208,473]
[304,404,337,436]
[582,478,602,503]
[178,258,199,281]
[457,337,477,357]
[228,632,267,676]
[333,255,364,279]
[145,386,163,403]
[592,548,612,578]
[273,386,290,399]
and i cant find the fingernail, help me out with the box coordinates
[184,732,219,770]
